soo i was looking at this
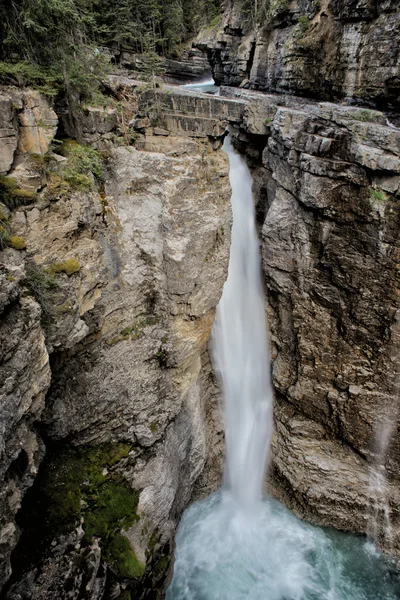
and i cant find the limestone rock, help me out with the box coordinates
[0,94,18,174]
[251,94,400,553]
[203,0,400,111]
[0,87,58,190]
[0,125,231,595]
[0,264,51,588]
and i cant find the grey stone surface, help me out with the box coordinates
[202,0,400,111]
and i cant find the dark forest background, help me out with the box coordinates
[0,0,220,98]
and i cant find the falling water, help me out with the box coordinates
[367,416,395,550]
[166,137,400,600]
[212,135,273,507]
[182,78,218,94]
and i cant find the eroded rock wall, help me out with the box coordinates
[203,0,400,112]
[225,90,400,553]
[0,86,231,597]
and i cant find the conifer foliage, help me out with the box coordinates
[0,0,220,97]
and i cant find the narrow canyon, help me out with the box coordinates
[0,0,399,598]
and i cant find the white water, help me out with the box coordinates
[166,138,400,600]
[182,78,218,94]
[211,135,273,507]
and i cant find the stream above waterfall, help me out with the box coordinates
[166,137,400,600]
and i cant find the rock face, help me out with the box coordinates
[203,0,400,112]
[1,70,400,595]
[0,89,57,189]
[0,265,51,588]
[0,86,231,597]
[117,47,211,83]
[225,90,400,553]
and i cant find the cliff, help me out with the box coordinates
[201,0,400,112]
[0,85,231,598]
[0,55,399,596]
[131,85,400,555]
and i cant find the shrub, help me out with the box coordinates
[58,141,104,190]
[0,61,60,97]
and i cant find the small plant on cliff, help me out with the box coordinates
[0,176,37,210]
[25,261,57,320]
[294,15,311,41]
[56,141,104,190]
[369,187,387,203]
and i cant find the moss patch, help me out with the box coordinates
[14,443,143,579]
[8,236,27,250]
[48,258,81,276]
[105,534,145,578]
[0,176,37,210]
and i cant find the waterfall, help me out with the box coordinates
[212,135,273,508]
[166,139,400,600]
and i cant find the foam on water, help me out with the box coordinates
[167,493,400,600]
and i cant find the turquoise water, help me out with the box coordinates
[167,492,400,600]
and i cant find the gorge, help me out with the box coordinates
[0,0,400,598]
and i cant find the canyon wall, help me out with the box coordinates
[1,66,399,597]
[201,0,400,112]
[0,86,231,598]
[133,85,400,556]
[223,86,400,554]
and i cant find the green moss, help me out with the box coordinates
[84,480,139,540]
[33,443,135,537]
[369,187,387,202]
[8,236,27,250]
[265,117,272,125]
[13,442,141,580]
[0,176,37,210]
[48,259,81,276]
[105,534,145,578]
